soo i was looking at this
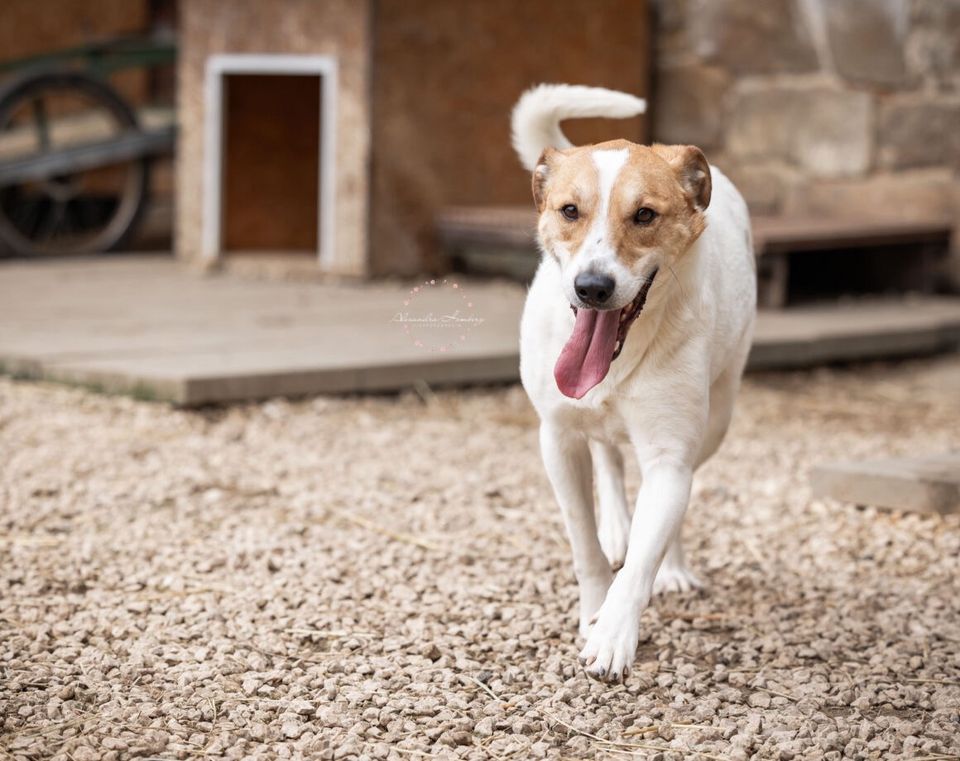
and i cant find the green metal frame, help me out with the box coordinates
[0,34,177,78]
[0,35,177,255]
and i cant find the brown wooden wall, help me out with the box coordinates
[370,0,652,275]
[0,0,147,61]
[0,0,150,107]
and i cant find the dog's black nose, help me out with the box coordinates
[574,272,615,307]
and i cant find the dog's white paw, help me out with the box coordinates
[653,562,702,595]
[577,596,641,683]
[597,512,630,571]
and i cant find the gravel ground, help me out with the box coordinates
[2,356,959,761]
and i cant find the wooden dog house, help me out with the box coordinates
[176,0,651,277]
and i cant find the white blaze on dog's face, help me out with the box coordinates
[531,139,712,399]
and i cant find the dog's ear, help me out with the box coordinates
[532,148,559,212]
[652,144,712,212]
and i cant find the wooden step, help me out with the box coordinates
[751,215,952,309]
[750,296,960,369]
[437,206,955,306]
[437,206,960,367]
[437,206,954,256]
[437,205,537,249]
[751,215,953,253]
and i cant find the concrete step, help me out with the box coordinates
[750,296,960,369]
[812,453,960,514]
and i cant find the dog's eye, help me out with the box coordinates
[634,207,657,225]
[560,204,579,221]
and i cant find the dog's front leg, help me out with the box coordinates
[539,423,613,637]
[579,458,693,681]
[589,440,632,571]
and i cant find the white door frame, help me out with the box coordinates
[202,54,338,268]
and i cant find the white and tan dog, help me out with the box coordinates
[512,84,756,682]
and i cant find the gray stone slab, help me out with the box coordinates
[749,297,960,369]
[812,454,960,514]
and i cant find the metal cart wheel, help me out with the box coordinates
[0,70,149,256]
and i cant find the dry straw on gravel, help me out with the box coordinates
[1,356,959,760]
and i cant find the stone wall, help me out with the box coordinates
[651,0,960,230]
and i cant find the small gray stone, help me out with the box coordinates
[474,716,495,737]
[290,699,314,716]
[282,720,303,739]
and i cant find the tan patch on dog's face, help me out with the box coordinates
[533,139,711,308]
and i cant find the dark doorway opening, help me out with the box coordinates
[222,73,320,253]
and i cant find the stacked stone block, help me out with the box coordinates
[651,0,960,232]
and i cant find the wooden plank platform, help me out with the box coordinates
[2,258,959,405]
[812,454,960,514]
[0,257,527,405]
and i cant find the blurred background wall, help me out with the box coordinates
[175,0,651,276]
[0,0,144,93]
[3,0,956,279]
[368,0,650,275]
[176,0,373,276]
[0,0,176,248]
[0,1,150,105]
[651,0,960,235]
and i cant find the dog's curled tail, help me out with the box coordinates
[510,84,647,171]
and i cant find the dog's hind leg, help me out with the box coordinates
[653,530,702,594]
[540,425,613,638]
[654,351,748,596]
[695,330,751,470]
[589,440,632,571]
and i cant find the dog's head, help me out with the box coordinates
[531,139,712,398]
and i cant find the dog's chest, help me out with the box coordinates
[556,398,631,444]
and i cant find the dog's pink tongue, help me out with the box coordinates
[554,308,620,399]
